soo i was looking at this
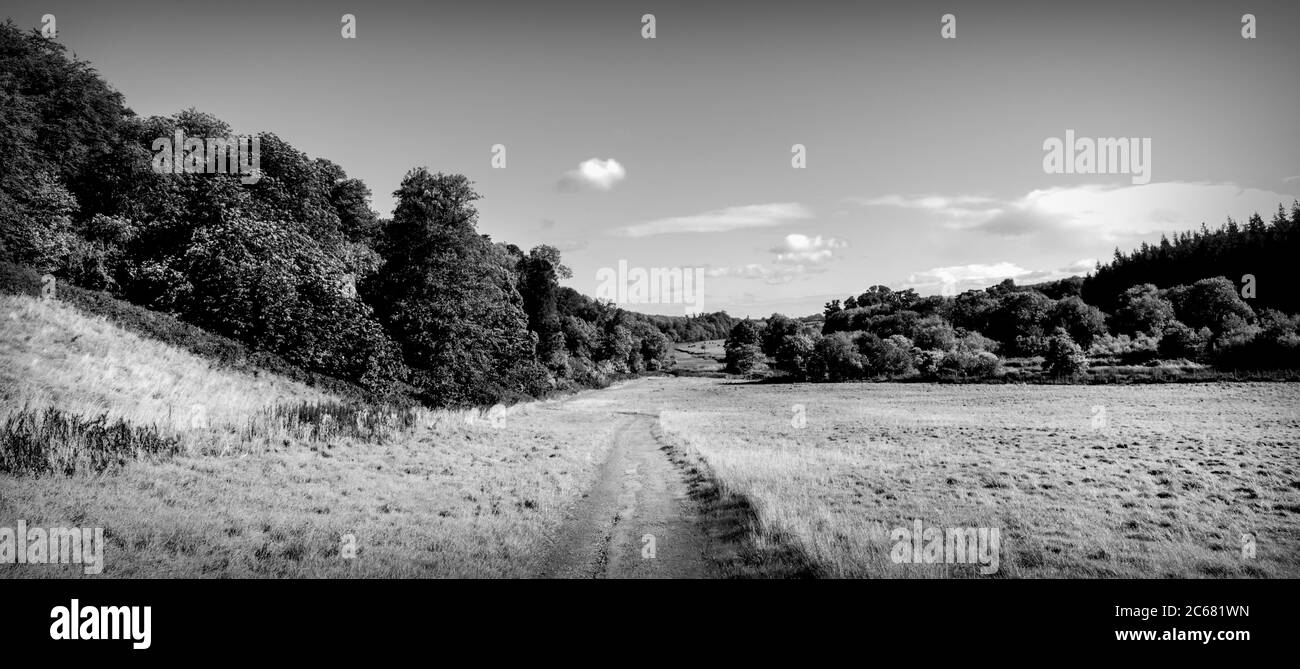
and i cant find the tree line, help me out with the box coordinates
[726,204,1300,381]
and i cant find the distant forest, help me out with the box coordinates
[0,21,735,407]
[725,206,1300,382]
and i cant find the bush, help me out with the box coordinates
[774,333,817,380]
[911,315,957,351]
[1113,284,1175,335]
[956,329,999,354]
[1211,309,1300,370]
[939,350,1001,380]
[1049,296,1107,348]
[1157,321,1210,361]
[912,348,946,378]
[813,331,863,381]
[1089,332,1160,365]
[1042,332,1088,378]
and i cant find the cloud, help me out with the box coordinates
[769,234,848,265]
[615,202,812,237]
[902,259,1097,295]
[1284,176,1300,183]
[706,263,820,285]
[553,239,588,253]
[557,158,626,192]
[854,183,1296,244]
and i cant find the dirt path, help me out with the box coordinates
[536,412,716,578]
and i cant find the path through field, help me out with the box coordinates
[536,408,716,579]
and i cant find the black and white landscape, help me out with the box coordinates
[1,0,1298,582]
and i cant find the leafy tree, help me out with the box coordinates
[761,313,800,357]
[1113,283,1175,335]
[1042,331,1088,378]
[912,315,958,351]
[1049,296,1107,348]
[724,320,764,374]
[987,291,1054,354]
[369,169,537,405]
[1169,276,1254,334]
[813,331,862,381]
[1158,321,1210,360]
[774,333,816,380]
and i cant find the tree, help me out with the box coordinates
[911,315,958,351]
[813,331,862,381]
[1049,296,1107,348]
[761,313,799,357]
[1171,276,1255,334]
[774,334,816,380]
[986,291,1053,354]
[1113,283,1175,335]
[369,169,537,405]
[1042,331,1088,379]
[724,320,764,374]
[1158,321,1209,360]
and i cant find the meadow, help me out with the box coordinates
[4,294,1298,578]
[649,377,1300,578]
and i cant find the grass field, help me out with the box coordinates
[4,297,1298,578]
[649,377,1300,577]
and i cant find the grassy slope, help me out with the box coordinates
[0,293,615,577]
[2,294,339,431]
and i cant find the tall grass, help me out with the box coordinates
[0,406,181,475]
[0,397,525,475]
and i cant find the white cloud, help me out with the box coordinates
[558,158,626,191]
[902,259,1097,295]
[707,262,826,285]
[769,234,848,264]
[854,182,1296,243]
[615,202,812,237]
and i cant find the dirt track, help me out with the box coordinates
[536,411,716,578]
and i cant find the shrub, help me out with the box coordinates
[774,333,817,380]
[912,348,946,378]
[1169,277,1255,334]
[1042,331,1088,378]
[1157,321,1210,361]
[813,331,863,381]
[911,315,957,351]
[1211,309,1300,370]
[1049,296,1107,348]
[956,329,1000,355]
[1113,283,1175,335]
[939,350,1002,380]
[1089,332,1160,365]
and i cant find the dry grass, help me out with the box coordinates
[1,295,338,432]
[645,377,1300,578]
[0,293,615,577]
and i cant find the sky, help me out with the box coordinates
[9,0,1299,317]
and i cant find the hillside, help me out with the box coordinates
[1,292,339,433]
